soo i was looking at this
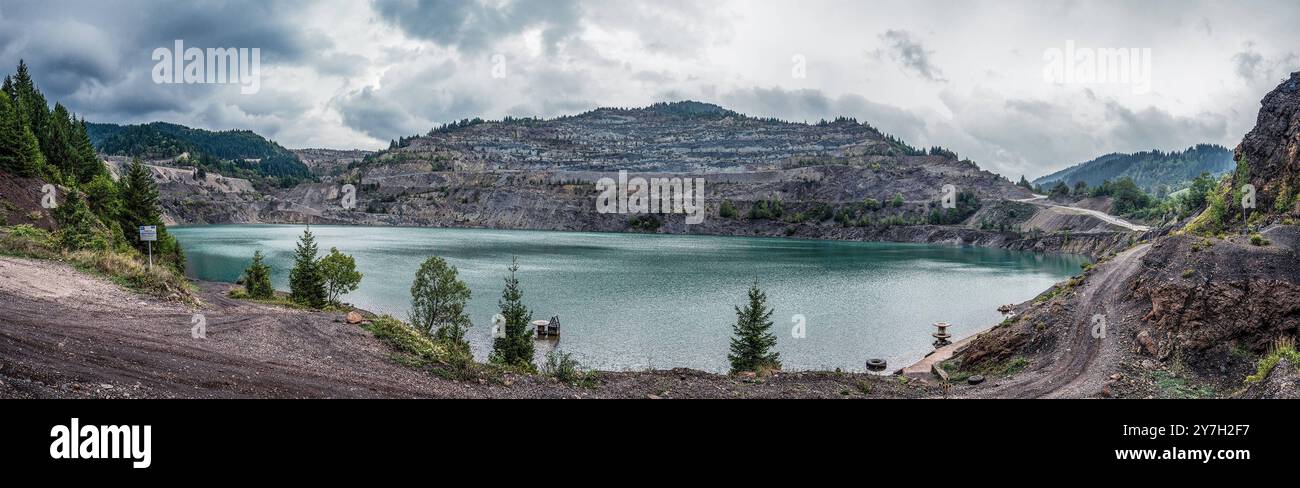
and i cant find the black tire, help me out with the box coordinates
[967,375,986,385]
[865,358,887,371]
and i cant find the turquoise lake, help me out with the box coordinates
[171,225,1087,373]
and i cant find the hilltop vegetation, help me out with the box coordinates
[0,60,190,300]
[1034,144,1233,195]
[87,121,313,188]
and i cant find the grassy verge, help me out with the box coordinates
[227,287,310,309]
[0,224,196,304]
[942,356,1029,383]
[542,350,600,388]
[1147,369,1218,399]
[360,315,502,381]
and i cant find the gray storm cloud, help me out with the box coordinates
[0,0,1294,179]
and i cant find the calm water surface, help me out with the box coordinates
[172,225,1087,373]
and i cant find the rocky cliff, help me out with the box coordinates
[955,72,1300,398]
[1236,72,1300,212]
[146,102,1146,258]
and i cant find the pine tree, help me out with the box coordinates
[118,157,183,270]
[82,173,119,224]
[490,258,535,370]
[727,279,781,374]
[0,93,21,174]
[54,190,99,251]
[409,255,472,353]
[11,60,49,140]
[0,93,44,176]
[73,117,103,184]
[242,249,275,299]
[43,103,77,179]
[118,158,163,250]
[288,227,326,308]
[1017,175,1033,190]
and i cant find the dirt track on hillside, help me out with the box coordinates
[0,256,930,399]
[963,243,1152,398]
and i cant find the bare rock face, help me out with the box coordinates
[1236,71,1300,210]
[1132,227,1300,374]
[1240,359,1300,399]
[1135,330,1157,356]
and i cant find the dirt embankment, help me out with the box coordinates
[0,256,932,399]
[948,226,1300,398]
[945,73,1300,399]
[0,172,56,230]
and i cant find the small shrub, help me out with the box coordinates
[719,199,739,219]
[542,350,598,387]
[1250,233,1270,246]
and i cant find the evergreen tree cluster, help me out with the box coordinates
[1,60,102,184]
[1033,145,1234,194]
[1,60,184,270]
[86,121,314,188]
[286,228,362,309]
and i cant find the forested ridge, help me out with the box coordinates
[1034,144,1233,195]
[87,121,313,187]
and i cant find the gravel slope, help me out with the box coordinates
[0,256,931,399]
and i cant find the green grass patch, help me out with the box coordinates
[228,287,309,309]
[360,314,491,381]
[1246,337,1300,384]
[1150,370,1217,399]
[943,356,1029,383]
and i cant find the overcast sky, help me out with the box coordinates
[1,0,1296,179]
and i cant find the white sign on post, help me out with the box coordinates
[140,226,157,268]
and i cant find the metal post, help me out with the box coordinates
[147,241,153,269]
